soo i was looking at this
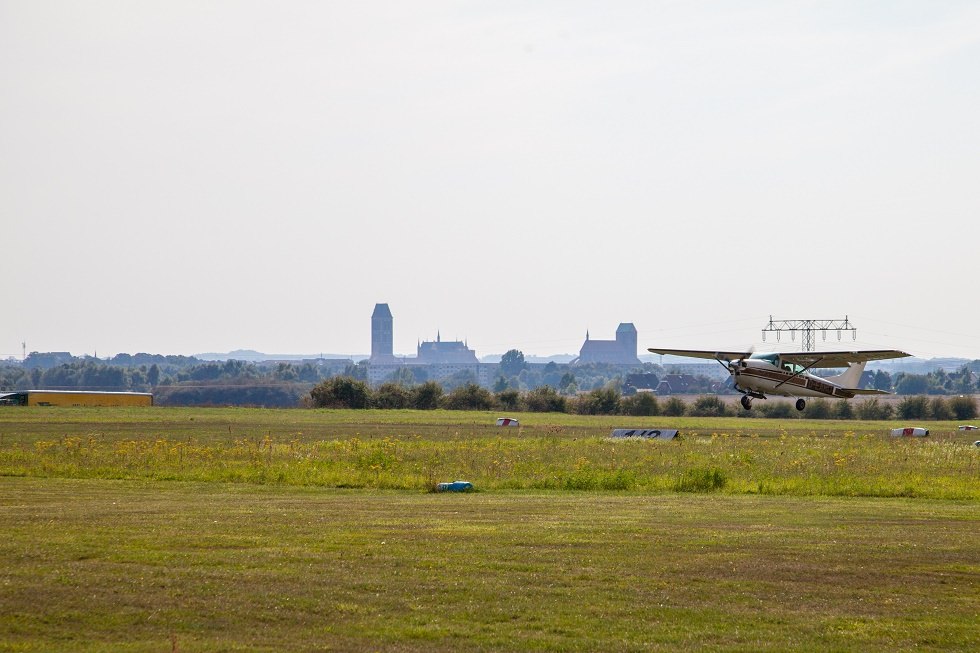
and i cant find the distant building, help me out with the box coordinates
[624,373,660,391]
[416,332,479,365]
[656,374,699,395]
[365,305,494,387]
[370,303,396,363]
[572,323,641,365]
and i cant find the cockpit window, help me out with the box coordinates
[751,353,780,366]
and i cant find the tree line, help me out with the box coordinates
[2,351,979,410]
[309,377,978,420]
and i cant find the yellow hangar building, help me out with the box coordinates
[0,390,154,407]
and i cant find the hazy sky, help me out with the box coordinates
[3,1,979,360]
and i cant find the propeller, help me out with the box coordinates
[726,346,755,375]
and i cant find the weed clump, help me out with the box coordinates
[674,467,727,492]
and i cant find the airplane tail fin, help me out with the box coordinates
[826,361,868,389]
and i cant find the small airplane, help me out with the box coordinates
[647,347,912,411]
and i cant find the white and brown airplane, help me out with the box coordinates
[647,347,912,411]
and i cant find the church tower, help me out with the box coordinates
[615,323,638,361]
[371,303,393,361]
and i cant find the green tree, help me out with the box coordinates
[343,362,369,381]
[275,362,298,381]
[872,369,892,391]
[894,374,928,395]
[558,372,576,395]
[147,363,160,387]
[387,366,418,386]
[441,369,477,391]
[499,349,526,377]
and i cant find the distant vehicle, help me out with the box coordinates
[958,425,978,431]
[647,347,911,411]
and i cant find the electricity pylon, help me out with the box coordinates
[762,316,856,352]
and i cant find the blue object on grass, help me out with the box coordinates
[437,480,473,492]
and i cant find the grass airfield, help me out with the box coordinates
[0,408,978,651]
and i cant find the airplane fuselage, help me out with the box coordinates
[732,358,856,400]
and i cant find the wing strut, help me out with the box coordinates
[774,357,823,390]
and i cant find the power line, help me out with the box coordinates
[762,316,857,352]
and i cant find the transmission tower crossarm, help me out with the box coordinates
[762,316,857,352]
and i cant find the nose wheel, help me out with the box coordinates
[740,395,752,410]
[795,398,806,411]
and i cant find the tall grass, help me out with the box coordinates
[2,425,977,499]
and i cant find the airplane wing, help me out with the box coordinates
[648,348,912,368]
[777,350,911,368]
[647,348,753,362]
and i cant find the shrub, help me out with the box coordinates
[897,396,930,420]
[662,397,687,417]
[758,401,794,418]
[373,382,408,409]
[310,376,371,409]
[524,386,567,413]
[495,389,521,411]
[949,395,978,420]
[441,383,496,411]
[689,395,730,417]
[856,398,893,420]
[929,397,952,421]
[802,399,832,419]
[833,400,854,420]
[409,381,443,410]
[573,387,620,415]
[621,392,660,416]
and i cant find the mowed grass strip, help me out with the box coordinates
[3,406,977,444]
[0,478,977,652]
[1,408,978,499]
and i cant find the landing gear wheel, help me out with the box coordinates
[740,395,752,410]
[795,398,806,411]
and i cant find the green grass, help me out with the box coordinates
[0,407,978,650]
[1,407,977,499]
[0,479,977,652]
